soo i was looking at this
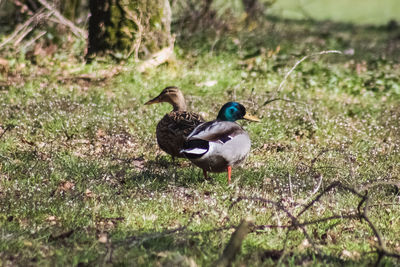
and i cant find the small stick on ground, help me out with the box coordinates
[0,125,12,140]
[215,217,254,267]
[137,42,175,73]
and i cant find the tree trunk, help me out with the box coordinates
[242,0,261,17]
[86,0,172,61]
[60,0,87,22]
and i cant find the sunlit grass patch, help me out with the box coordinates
[1,15,400,266]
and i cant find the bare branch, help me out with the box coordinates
[0,8,47,49]
[359,180,400,192]
[36,0,86,39]
[122,7,144,60]
[21,30,47,50]
[264,50,343,105]
[111,181,400,265]
[230,196,318,252]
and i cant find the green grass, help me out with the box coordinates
[1,14,400,266]
[269,0,400,25]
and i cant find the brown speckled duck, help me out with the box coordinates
[145,86,204,159]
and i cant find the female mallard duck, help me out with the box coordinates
[145,86,204,159]
[181,102,260,183]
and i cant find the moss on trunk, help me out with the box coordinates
[86,0,172,60]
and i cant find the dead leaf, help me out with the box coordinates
[198,112,210,121]
[156,251,198,267]
[58,181,75,192]
[84,189,95,198]
[49,230,74,241]
[264,177,272,184]
[267,45,280,57]
[23,240,33,246]
[0,58,8,67]
[0,58,9,75]
[142,214,157,222]
[195,80,217,87]
[96,129,106,138]
[98,233,108,243]
[46,215,58,226]
[368,236,378,247]
[325,230,338,244]
[133,158,145,170]
[157,251,169,258]
[46,215,57,221]
[19,218,29,228]
[298,239,311,251]
[96,217,124,230]
[340,249,361,261]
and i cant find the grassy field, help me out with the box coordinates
[269,0,400,25]
[1,7,400,267]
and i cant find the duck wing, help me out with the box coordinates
[187,121,244,144]
[182,121,244,158]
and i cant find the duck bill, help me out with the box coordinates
[144,95,161,105]
[243,114,261,122]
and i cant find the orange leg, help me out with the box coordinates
[203,169,208,179]
[227,166,232,184]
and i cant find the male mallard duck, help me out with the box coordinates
[145,86,204,159]
[181,102,260,183]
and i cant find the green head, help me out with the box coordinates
[216,102,260,122]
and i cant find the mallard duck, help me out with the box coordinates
[145,86,204,159]
[181,102,260,183]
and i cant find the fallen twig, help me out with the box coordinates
[0,0,85,52]
[21,30,47,51]
[263,97,306,106]
[358,180,400,193]
[0,125,11,140]
[230,196,318,252]
[302,148,357,203]
[137,42,175,73]
[264,50,342,105]
[0,8,47,49]
[237,181,400,265]
[36,0,86,39]
[215,218,254,267]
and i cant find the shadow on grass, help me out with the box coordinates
[125,155,209,188]
[108,226,375,266]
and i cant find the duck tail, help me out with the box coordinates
[180,139,209,159]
